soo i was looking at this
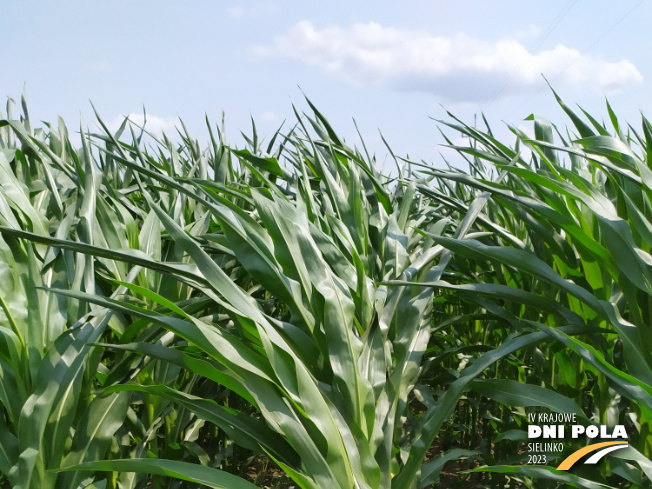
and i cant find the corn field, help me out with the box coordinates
[0,90,651,489]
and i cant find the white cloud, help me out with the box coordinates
[105,113,179,138]
[255,21,643,102]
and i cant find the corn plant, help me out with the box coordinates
[1,91,650,489]
[0,99,135,489]
[409,89,652,487]
[0,100,253,489]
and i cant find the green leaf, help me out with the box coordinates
[471,379,586,419]
[421,449,479,488]
[56,458,260,489]
[468,464,612,489]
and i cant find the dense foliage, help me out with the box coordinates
[0,92,650,488]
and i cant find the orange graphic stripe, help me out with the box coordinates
[556,441,628,471]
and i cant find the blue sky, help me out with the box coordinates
[3,0,650,169]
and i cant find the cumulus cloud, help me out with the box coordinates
[105,113,179,138]
[255,21,643,102]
